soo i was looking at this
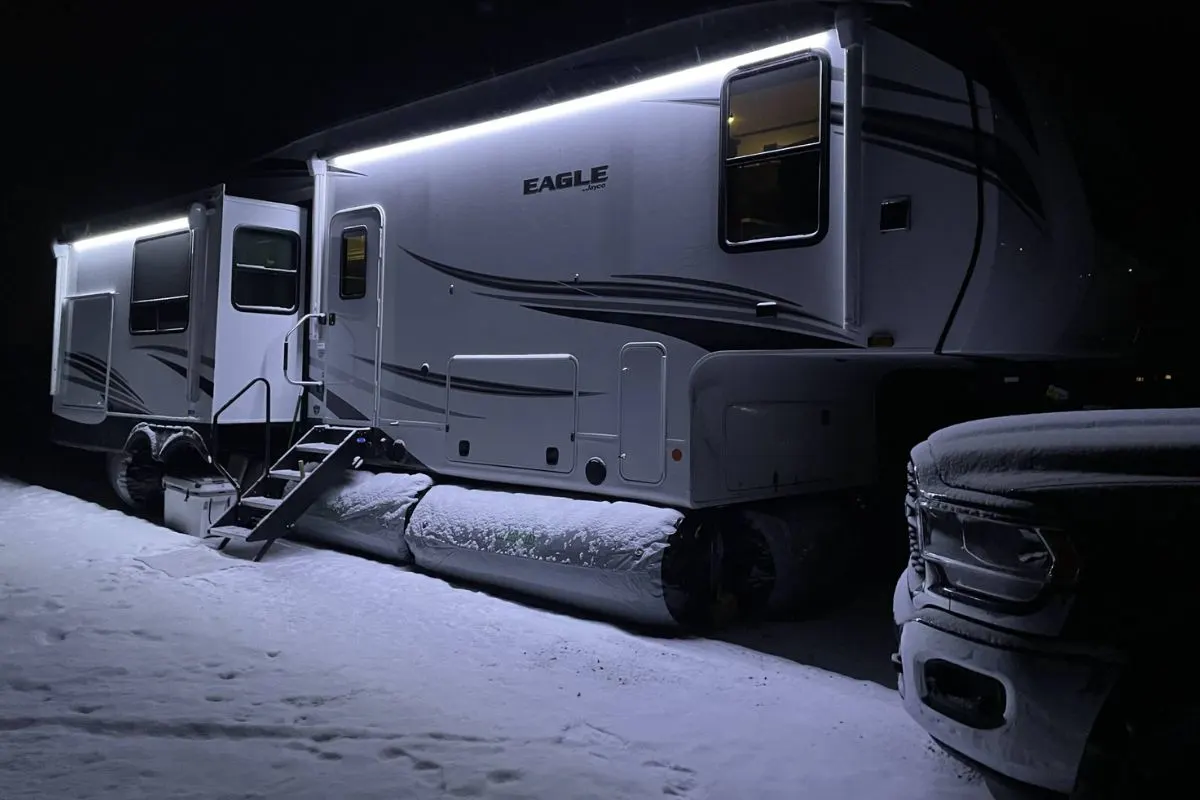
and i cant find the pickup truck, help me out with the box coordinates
[893,408,1200,797]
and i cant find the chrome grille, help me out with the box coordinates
[905,460,925,577]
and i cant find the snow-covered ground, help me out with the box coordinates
[0,478,992,799]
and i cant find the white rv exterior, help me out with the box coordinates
[48,4,1117,519]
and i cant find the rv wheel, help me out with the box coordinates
[105,451,164,514]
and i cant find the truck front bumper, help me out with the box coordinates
[893,570,1122,795]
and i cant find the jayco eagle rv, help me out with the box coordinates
[47,2,1125,626]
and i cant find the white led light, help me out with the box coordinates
[331,30,835,169]
[70,217,190,252]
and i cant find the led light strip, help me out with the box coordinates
[70,216,189,252]
[332,30,835,169]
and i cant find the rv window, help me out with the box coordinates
[722,54,826,248]
[231,228,300,314]
[130,230,192,335]
[340,227,368,299]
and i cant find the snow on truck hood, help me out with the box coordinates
[909,408,1200,519]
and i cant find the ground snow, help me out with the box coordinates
[0,479,989,799]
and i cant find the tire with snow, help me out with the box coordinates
[105,452,164,514]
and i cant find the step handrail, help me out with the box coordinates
[283,312,325,387]
[209,376,272,500]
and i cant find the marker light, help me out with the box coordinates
[70,217,190,252]
[331,30,835,169]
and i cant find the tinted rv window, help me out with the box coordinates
[231,228,300,313]
[130,230,192,335]
[722,54,826,248]
[339,227,368,299]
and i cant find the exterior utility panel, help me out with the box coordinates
[48,8,1109,515]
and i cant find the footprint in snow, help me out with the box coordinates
[33,627,71,645]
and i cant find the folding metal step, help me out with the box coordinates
[294,442,339,455]
[205,425,374,561]
[241,496,283,512]
[208,525,253,542]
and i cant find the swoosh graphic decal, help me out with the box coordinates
[401,248,825,324]
[64,353,150,413]
[61,371,151,415]
[324,364,483,420]
[134,344,216,369]
[607,274,798,307]
[831,103,1045,224]
[492,293,852,347]
[523,306,853,352]
[146,354,215,398]
[362,357,602,398]
[68,352,144,405]
[324,389,370,421]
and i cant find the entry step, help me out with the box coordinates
[241,496,284,512]
[294,442,339,455]
[208,525,253,541]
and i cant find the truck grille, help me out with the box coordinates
[905,460,925,578]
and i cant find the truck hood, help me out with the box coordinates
[909,408,1200,521]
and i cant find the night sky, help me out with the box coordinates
[1,1,1191,442]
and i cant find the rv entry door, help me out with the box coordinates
[320,205,384,425]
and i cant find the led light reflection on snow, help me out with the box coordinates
[69,217,190,252]
[331,31,835,169]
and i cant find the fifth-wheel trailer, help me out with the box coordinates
[47,2,1128,626]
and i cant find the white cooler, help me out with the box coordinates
[162,475,238,538]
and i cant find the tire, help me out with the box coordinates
[105,451,164,514]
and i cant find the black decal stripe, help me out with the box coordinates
[864,135,1043,227]
[522,306,856,353]
[608,274,798,307]
[324,389,370,421]
[62,374,150,415]
[864,75,969,106]
[133,344,216,369]
[64,355,148,410]
[325,365,483,420]
[146,354,215,398]
[830,102,1044,223]
[862,106,1043,220]
[483,293,846,342]
[68,353,143,404]
[403,248,825,322]
[362,356,602,398]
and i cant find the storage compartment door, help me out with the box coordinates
[618,342,667,484]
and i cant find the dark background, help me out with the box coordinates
[1,0,1192,465]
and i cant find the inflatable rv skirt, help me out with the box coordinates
[291,472,788,629]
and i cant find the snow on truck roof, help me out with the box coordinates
[910,408,1200,514]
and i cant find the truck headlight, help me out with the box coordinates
[919,502,1076,605]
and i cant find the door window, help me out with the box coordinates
[339,227,369,299]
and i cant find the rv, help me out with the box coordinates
[47,2,1125,624]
